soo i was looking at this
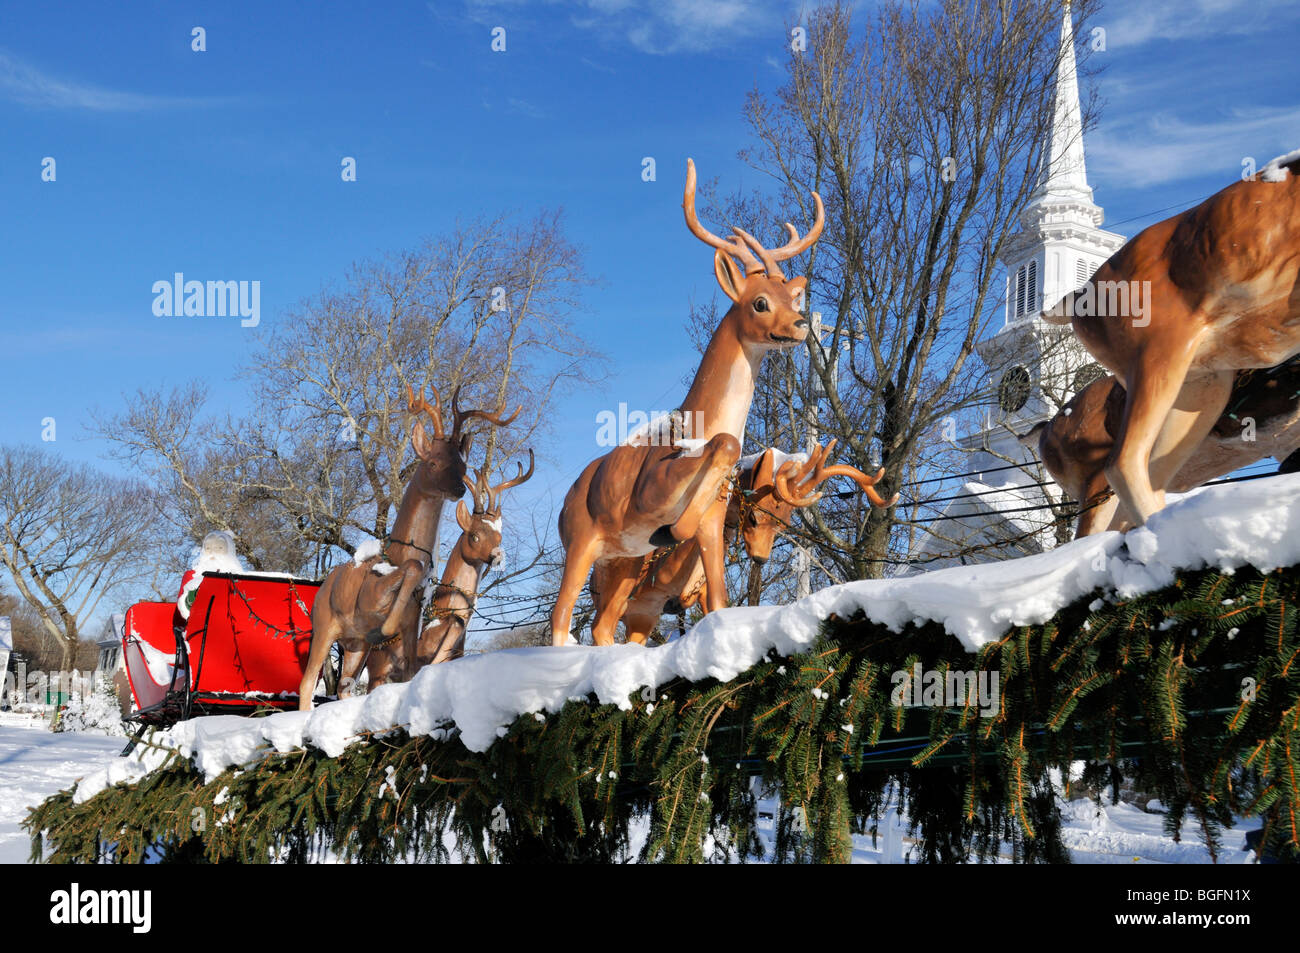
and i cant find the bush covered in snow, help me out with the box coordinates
[55,685,127,737]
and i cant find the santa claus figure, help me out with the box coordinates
[177,530,245,619]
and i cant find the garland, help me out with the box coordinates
[26,564,1300,864]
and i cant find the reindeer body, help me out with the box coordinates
[551,160,826,647]
[412,452,532,669]
[297,387,517,710]
[1035,360,1300,537]
[1042,153,1300,526]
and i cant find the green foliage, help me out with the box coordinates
[26,566,1300,864]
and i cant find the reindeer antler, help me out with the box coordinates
[773,440,898,508]
[450,386,522,439]
[463,468,491,514]
[683,159,824,279]
[773,443,834,507]
[485,448,535,514]
[407,383,446,439]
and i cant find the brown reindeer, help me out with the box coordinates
[1029,359,1300,538]
[552,160,825,646]
[411,450,534,668]
[593,442,895,644]
[1040,151,1300,527]
[298,385,518,709]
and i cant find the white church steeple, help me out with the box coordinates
[905,1,1131,571]
[977,0,1126,444]
[998,0,1124,331]
[1029,0,1096,212]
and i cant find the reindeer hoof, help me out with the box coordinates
[649,525,676,547]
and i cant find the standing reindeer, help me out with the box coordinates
[596,442,895,644]
[552,159,826,646]
[411,450,534,669]
[298,384,518,710]
[1040,150,1300,527]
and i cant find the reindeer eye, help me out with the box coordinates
[753,297,770,313]
[470,533,479,542]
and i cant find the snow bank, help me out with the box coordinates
[70,474,1300,801]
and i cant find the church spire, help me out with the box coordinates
[1026,0,1099,217]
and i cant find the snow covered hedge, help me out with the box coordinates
[25,476,1300,863]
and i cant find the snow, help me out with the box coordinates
[738,447,809,473]
[0,712,124,863]
[1260,147,1300,182]
[353,539,383,565]
[130,624,185,686]
[65,474,1300,801]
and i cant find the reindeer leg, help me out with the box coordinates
[623,594,660,645]
[366,647,396,692]
[1148,370,1235,496]
[551,535,601,646]
[1106,340,1203,526]
[298,618,340,711]
[431,620,469,664]
[591,558,644,646]
[378,560,426,641]
[1078,493,1120,538]
[694,500,730,613]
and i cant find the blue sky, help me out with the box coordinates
[2,0,1298,547]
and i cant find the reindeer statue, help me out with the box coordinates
[595,442,895,644]
[298,384,519,710]
[410,449,534,669]
[1028,360,1300,538]
[1040,150,1300,528]
[552,159,826,646]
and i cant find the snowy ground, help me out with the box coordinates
[0,712,123,864]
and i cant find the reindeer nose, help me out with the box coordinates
[751,554,769,566]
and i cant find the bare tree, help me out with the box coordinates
[0,447,157,669]
[92,211,602,581]
[696,0,1099,593]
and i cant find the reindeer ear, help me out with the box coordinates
[786,275,808,308]
[756,449,776,487]
[1017,421,1047,448]
[456,499,473,531]
[411,421,431,460]
[714,249,746,303]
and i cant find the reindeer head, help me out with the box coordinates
[406,384,521,500]
[683,159,823,352]
[735,442,898,563]
[455,448,535,572]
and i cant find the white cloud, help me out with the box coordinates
[459,0,791,55]
[1103,0,1300,49]
[1089,103,1300,188]
[0,52,226,111]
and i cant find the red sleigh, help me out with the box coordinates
[122,571,323,731]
